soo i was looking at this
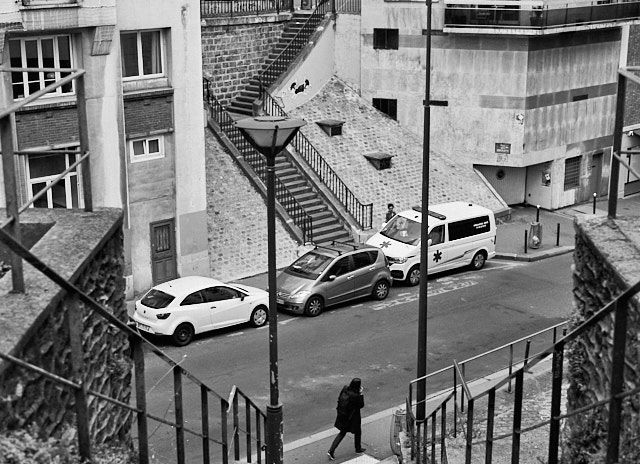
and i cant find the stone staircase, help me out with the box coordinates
[274,151,351,244]
[226,10,319,116]
[209,3,354,245]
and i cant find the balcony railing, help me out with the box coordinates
[201,0,293,17]
[444,0,640,30]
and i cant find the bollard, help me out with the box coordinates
[556,223,560,246]
[536,204,540,222]
[524,230,528,254]
[593,192,597,214]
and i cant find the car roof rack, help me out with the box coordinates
[412,205,446,220]
[313,244,345,255]
[331,240,360,250]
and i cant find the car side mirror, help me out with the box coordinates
[328,275,336,281]
[428,238,433,247]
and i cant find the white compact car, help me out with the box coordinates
[133,276,269,346]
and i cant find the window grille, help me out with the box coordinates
[564,156,581,190]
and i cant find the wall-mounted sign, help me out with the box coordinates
[495,143,511,154]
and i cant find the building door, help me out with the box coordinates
[150,219,177,285]
[588,153,603,198]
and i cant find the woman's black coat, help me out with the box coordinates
[334,387,365,433]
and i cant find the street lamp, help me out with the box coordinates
[235,115,306,464]
[417,0,432,428]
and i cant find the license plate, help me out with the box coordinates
[136,322,152,333]
[276,298,284,305]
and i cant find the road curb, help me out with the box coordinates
[495,246,574,262]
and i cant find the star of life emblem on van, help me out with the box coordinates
[380,240,391,248]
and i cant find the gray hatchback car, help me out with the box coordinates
[276,242,392,316]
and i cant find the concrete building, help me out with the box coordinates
[0,0,208,296]
[357,0,640,210]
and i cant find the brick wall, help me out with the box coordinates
[202,17,287,105]
[15,104,79,149]
[0,210,130,446]
[124,91,174,136]
[564,216,640,462]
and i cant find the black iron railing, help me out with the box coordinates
[200,0,293,17]
[444,0,640,29]
[257,0,332,91]
[406,279,640,464]
[0,69,268,464]
[263,92,373,230]
[204,77,314,243]
[0,229,268,464]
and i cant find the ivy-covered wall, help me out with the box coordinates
[565,215,640,463]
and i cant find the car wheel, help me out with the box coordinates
[250,305,268,327]
[471,251,486,271]
[406,265,420,286]
[372,279,390,300]
[304,296,324,317]
[172,323,195,347]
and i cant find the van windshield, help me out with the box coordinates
[285,251,333,279]
[380,215,421,245]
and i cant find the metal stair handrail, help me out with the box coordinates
[263,92,373,230]
[204,77,314,243]
[257,0,332,92]
[406,279,640,464]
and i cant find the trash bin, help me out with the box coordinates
[528,222,543,249]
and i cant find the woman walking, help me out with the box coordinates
[327,378,366,460]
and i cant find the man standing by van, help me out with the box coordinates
[385,203,396,222]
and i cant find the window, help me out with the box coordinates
[328,257,353,277]
[429,225,444,245]
[448,216,490,241]
[26,150,83,209]
[9,35,73,99]
[373,28,399,50]
[203,287,240,302]
[182,291,205,305]
[130,135,165,162]
[564,157,581,190]
[121,30,164,79]
[353,251,376,269]
[372,98,397,120]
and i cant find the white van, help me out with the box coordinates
[365,202,496,285]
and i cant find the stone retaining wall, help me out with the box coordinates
[565,215,640,462]
[0,208,130,445]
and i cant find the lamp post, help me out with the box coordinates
[235,115,306,464]
[417,0,432,428]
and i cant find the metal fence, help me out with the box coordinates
[201,0,294,17]
[406,280,640,464]
[0,67,267,464]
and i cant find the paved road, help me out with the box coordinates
[140,255,573,463]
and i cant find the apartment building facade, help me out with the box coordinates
[0,0,208,296]
[359,0,640,210]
